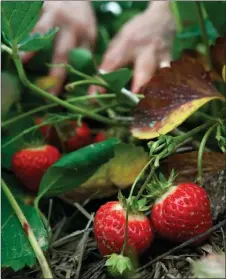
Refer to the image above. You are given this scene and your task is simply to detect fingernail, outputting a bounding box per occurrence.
[18,51,26,58]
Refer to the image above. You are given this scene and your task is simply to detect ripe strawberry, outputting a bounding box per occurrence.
[93,132,106,143]
[65,121,91,152]
[94,201,154,256]
[12,145,61,192]
[34,117,56,143]
[151,182,212,243]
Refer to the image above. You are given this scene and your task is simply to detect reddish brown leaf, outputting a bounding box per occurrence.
[182,49,222,81]
[210,36,226,78]
[161,151,225,182]
[131,58,224,139]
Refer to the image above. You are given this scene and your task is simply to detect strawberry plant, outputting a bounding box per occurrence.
[1,1,226,279]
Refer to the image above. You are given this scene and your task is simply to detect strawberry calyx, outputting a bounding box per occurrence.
[146,169,177,200]
[22,140,46,150]
[105,253,133,276]
[118,191,150,214]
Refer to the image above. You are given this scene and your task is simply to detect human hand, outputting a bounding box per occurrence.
[21,1,96,95]
[95,1,176,94]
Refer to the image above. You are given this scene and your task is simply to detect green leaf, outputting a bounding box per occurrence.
[105,254,133,276]
[2,111,43,170]
[99,68,132,93]
[68,48,96,75]
[1,173,48,271]
[36,139,120,200]
[18,27,59,52]
[172,20,218,60]
[63,143,149,201]
[1,72,21,118]
[203,1,226,36]
[1,1,43,44]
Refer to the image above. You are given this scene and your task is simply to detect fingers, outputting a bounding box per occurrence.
[159,51,171,68]
[132,45,157,93]
[49,28,77,95]
[100,36,131,72]
[33,10,55,34]
[20,51,35,64]
[87,21,97,51]
[88,36,132,96]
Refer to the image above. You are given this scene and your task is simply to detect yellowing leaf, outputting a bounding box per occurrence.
[210,36,226,78]
[108,143,149,188]
[81,163,113,190]
[35,76,58,91]
[223,65,226,82]
[61,144,148,201]
[161,151,225,183]
[132,58,225,139]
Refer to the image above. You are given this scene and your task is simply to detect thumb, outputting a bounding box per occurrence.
[132,45,157,93]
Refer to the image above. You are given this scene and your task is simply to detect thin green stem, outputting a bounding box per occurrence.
[1,115,77,149]
[197,123,218,184]
[1,44,13,55]
[12,53,116,125]
[175,122,214,145]
[2,103,56,128]
[134,122,215,200]
[49,63,91,80]
[1,179,53,279]
[136,160,158,200]
[2,94,116,128]
[2,103,120,149]
[171,1,183,32]
[65,79,107,91]
[128,160,153,200]
[195,2,212,69]
[121,207,129,256]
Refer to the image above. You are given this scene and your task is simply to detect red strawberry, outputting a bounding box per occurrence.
[93,132,106,143]
[94,201,154,256]
[151,183,212,243]
[34,117,56,143]
[12,145,61,192]
[65,121,91,152]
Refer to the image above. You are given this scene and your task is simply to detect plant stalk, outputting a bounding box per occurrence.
[2,94,116,128]
[195,2,212,70]
[121,207,129,256]
[1,44,13,55]
[1,179,53,279]
[12,52,116,125]
[197,123,218,184]
[65,79,107,91]
[174,122,214,145]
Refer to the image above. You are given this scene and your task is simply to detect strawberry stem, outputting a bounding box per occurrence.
[197,123,219,184]
[136,162,157,200]
[130,122,215,201]
[195,2,212,70]
[121,205,129,256]
[1,179,53,279]
[65,79,107,91]
[128,159,153,201]
[11,49,117,126]
[2,94,117,128]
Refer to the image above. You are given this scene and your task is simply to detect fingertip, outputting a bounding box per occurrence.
[48,68,66,95]
[88,85,106,95]
[19,51,35,64]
